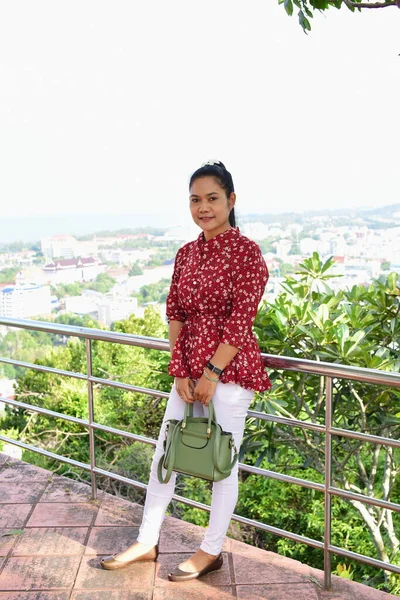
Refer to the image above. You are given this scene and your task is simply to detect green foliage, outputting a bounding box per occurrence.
[129,262,144,276]
[257,237,277,254]
[251,253,400,592]
[51,282,84,299]
[0,268,19,284]
[51,273,116,299]
[88,273,116,294]
[278,0,395,33]
[133,278,171,305]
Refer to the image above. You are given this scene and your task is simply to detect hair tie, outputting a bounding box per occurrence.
[201,159,221,167]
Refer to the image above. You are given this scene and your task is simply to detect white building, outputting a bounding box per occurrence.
[274,239,292,260]
[0,285,51,318]
[41,235,79,260]
[42,257,105,284]
[100,248,151,266]
[98,296,138,327]
[65,294,100,316]
[241,222,270,240]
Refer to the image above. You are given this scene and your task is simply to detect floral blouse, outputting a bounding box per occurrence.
[166,227,272,392]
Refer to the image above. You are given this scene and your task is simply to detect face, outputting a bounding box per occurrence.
[189,176,236,241]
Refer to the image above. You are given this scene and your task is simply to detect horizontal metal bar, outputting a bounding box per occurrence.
[263,354,400,388]
[330,426,400,449]
[329,545,400,576]
[93,466,148,491]
[0,357,88,381]
[0,396,89,427]
[231,513,324,550]
[0,435,90,471]
[1,316,399,387]
[93,466,323,550]
[329,486,400,513]
[240,463,325,492]
[89,376,169,398]
[0,316,170,351]
[247,410,326,433]
[91,422,156,446]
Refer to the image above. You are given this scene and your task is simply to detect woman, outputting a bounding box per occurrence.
[101,160,271,581]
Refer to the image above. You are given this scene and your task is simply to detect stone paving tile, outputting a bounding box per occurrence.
[0,556,81,589]
[74,555,155,590]
[27,502,98,527]
[95,494,143,526]
[39,477,103,503]
[0,504,32,528]
[231,539,313,584]
[0,463,51,482]
[0,529,20,556]
[11,527,88,556]
[316,574,398,600]
[0,481,47,504]
[0,593,69,600]
[85,526,139,555]
[154,552,232,588]
[153,586,235,600]
[71,591,151,600]
[236,583,321,600]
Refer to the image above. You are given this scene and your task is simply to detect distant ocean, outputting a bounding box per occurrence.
[0,213,182,243]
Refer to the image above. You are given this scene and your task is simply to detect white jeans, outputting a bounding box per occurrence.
[137,381,254,555]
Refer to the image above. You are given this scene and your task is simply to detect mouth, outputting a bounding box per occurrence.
[199,216,214,221]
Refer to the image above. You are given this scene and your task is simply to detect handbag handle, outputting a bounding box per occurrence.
[182,400,215,438]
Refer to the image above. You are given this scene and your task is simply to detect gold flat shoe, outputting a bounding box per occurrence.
[168,553,223,582]
[100,544,159,570]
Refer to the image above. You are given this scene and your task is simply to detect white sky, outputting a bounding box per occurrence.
[1,1,399,224]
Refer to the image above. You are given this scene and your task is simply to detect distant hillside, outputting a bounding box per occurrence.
[2,203,399,245]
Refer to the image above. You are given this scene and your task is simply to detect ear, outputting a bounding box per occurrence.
[228,192,236,210]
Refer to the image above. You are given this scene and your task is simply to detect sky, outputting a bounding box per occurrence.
[0,1,399,228]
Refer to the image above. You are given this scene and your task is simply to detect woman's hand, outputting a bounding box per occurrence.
[175,377,195,404]
[193,375,218,406]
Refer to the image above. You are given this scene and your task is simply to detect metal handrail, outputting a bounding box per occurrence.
[0,316,400,589]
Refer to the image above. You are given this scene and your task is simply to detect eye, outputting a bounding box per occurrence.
[209,197,218,201]
[191,198,199,203]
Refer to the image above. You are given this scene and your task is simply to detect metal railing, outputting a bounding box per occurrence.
[0,315,399,590]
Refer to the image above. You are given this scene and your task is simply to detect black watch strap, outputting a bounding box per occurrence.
[206,361,223,377]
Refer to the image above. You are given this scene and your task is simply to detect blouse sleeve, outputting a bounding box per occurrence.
[166,246,187,323]
[220,243,268,349]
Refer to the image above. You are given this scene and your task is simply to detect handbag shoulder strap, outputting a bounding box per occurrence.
[157,418,182,484]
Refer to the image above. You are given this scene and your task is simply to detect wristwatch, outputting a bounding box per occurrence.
[206,361,224,377]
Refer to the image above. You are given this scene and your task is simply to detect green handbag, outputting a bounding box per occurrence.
[157,400,238,484]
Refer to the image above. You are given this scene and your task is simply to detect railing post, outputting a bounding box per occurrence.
[86,339,97,499]
[324,376,333,590]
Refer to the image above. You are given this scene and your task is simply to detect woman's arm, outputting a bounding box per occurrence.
[168,319,184,353]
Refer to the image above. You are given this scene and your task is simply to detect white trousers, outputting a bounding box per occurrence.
[137,381,254,555]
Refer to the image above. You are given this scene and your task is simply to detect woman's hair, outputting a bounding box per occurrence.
[189,161,236,228]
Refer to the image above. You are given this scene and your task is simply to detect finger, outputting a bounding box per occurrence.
[182,389,194,404]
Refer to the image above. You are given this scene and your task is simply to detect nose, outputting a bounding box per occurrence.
[198,201,210,213]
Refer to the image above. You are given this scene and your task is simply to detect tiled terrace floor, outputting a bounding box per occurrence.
[0,453,397,600]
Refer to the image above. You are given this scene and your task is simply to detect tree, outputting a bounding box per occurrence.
[129,262,144,276]
[279,0,400,33]
[251,253,400,591]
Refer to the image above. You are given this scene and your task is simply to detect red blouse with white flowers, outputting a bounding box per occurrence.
[166,227,272,392]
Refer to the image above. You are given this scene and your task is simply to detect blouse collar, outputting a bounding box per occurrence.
[196,227,240,251]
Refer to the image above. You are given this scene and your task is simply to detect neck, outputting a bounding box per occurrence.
[203,223,232,242]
